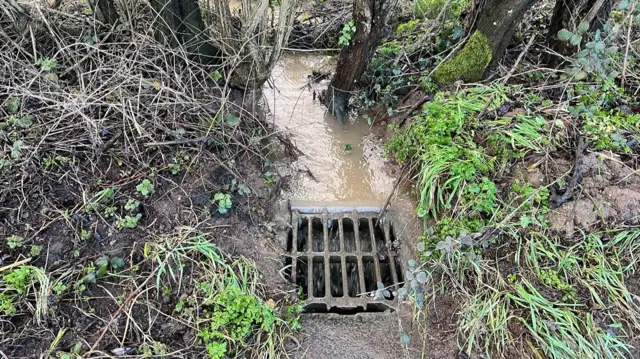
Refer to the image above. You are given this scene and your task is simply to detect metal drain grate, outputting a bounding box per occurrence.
[283,208,402,313]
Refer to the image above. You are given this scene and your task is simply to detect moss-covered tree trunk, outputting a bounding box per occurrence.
[325,0,396,123]
[150,0,220,64]
[434,0,538,84]
[546,0,614,64]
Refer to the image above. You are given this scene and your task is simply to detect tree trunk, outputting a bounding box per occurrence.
[546,0,614,64]
[433,0,538,84]
[325,0,397,123]
[150,0,220,64]
[88,0,119,25]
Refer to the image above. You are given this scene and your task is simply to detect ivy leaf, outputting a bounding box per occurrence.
[577,21,589,35]
[96,265,108,278]
[460,235,473,247]
[416,242,426,252]
[10,115,33,128]
[557,29,573,41]
[619,0,629,9]
[594,29,601,41]
[397,287,407,300]
[410,279,419,290]
[224,113,240,127]
[452,27,465,40]
[95,256,109,269]
[11,140,24,159]
[570,34,582,46]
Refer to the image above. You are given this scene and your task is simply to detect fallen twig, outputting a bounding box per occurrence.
[378,163,411,222]
[86,265,159,353]
[621,0,636,85]
[397,95,432,127]
[553,137,587,208]
[0,258,32,273]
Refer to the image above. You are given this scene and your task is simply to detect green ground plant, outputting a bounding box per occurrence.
[116,213,142,229]
[413,0,469,19]
[6,235,24,248]
[213,192,232,214]
[136,179,154,198]
[143,231,293,359]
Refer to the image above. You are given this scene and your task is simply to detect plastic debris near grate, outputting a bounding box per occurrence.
[284,208,403,313]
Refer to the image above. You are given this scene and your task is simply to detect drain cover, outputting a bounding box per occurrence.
[284,208,403,313]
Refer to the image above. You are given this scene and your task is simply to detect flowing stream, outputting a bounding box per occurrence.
[266,53,396,208]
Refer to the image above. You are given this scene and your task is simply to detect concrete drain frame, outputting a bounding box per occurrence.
[284,207,403,313]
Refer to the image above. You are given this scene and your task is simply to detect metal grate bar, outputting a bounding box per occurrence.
[286,209,401,311]
[339,218,349,297]
[307,255,313,300]
[353,214,367,297]
[291,213,298,292]
[369,218,383,289]
[323,218,330,299]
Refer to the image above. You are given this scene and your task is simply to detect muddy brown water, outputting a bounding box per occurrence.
[266,53,395,208]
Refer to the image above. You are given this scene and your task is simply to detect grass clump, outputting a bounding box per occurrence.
[433,31,492,84]
[0,265,49,321]
[388,86,505,218]
[143,231,295,359]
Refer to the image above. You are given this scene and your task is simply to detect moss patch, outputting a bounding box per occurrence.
[433,31,492,84]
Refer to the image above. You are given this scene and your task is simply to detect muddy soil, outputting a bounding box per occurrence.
[509,151,640,236]
[0,148,291,358]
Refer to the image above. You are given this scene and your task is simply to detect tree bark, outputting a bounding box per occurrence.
[434,0,538,84]
[325,0,397,123]
[475,0,539,71]
[88,0,119,25]
[150,0,220,64]
[546,0,614,64]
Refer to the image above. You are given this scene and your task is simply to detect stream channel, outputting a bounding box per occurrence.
[266,53,396,209]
